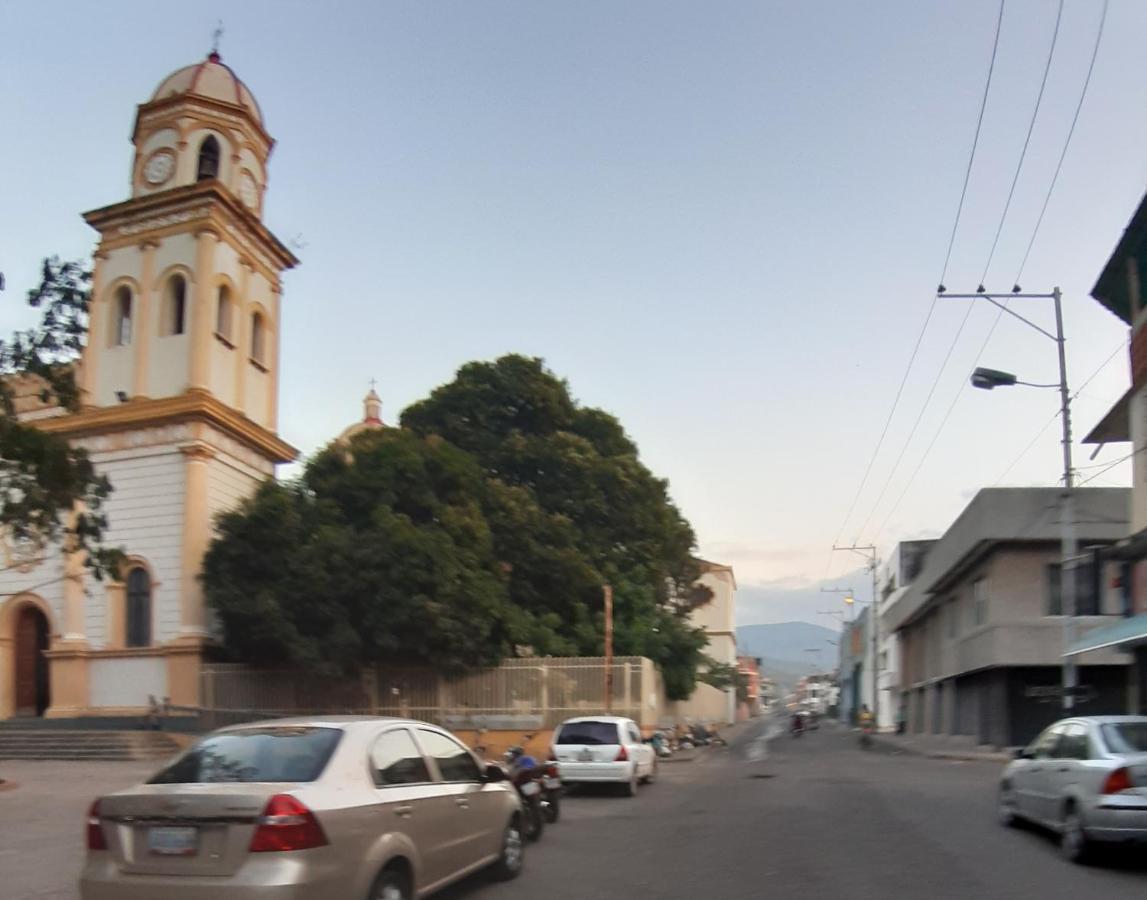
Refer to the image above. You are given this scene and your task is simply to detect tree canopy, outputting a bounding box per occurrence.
[205,354,712,698]
[0,258,117,574]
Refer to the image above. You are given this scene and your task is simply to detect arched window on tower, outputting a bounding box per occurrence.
[162,275,186,336]
[125,566,152,648]
[196,135,221,182]
[112,286,133,346]
[251,311,267,367]
[215,286,233,343]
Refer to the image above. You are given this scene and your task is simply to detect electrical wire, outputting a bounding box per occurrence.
[978,0,1064,286]
[993,338,1126,485]
[1013,0,1110,286]
[1076,448,1141,488]
[825,0,1007,569]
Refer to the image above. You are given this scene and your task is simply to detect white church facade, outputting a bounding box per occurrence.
[0,51,299,720]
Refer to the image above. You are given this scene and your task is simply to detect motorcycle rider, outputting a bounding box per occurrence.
[790,710,804,735]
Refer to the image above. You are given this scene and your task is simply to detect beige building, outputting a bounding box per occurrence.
[665,559,738,725]
[887,488,1131,747]
[0,51,297,720]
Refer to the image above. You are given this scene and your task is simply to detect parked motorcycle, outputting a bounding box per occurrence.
[503,746,551,838]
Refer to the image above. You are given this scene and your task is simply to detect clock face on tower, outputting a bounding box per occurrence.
[143,150,175,186]
[239,172,259,209]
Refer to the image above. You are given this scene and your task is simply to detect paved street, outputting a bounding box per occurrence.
[3,719,1146,899]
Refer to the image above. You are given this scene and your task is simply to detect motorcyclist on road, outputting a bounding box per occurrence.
[791,711,804,734]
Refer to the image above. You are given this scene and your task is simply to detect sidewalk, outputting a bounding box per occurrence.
[660,718,760,763]
[867,729,1013,763]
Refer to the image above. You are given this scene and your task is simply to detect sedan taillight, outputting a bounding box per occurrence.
[1102,767,1133,795]
[86,799,107,851]
[249,794,328,852]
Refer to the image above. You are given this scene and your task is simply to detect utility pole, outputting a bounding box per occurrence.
[603,584,614,713]
[943,287,1076,712]
[834,545,879,730]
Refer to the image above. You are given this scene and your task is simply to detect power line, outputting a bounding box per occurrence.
[1077,448,1138,487]
[940,0,1008,290]
[1013,0,1109,286]
[978,0,1064,286]
[851,300,979,543]
[826,0,1006,563]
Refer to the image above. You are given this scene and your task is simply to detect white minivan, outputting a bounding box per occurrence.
[551,716,656,796]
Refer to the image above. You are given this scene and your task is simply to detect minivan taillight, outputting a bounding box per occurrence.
[86,799,107,851]
[249,794,328,852]
[1103,767,1133,795]
[616,745,629,762]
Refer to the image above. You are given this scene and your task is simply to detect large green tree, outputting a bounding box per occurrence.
[402,355,710,698]
[0,258,117,574]
[203,428,562,673]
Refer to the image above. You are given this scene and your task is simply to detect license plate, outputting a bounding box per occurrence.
[578,748,594,762]
[147,826,198,857]
[521,781,540,796]
[543,777,562,790]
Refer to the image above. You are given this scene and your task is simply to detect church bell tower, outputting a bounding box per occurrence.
[29,51,299,716]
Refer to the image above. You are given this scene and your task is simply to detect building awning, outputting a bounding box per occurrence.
[1082,387,1132,445]
[1065,613,1147,656]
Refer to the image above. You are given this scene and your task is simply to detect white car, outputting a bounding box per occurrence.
[551,716,656,796]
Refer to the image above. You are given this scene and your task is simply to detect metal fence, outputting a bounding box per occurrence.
[196,657,659,732]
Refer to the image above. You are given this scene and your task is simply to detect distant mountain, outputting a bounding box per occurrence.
[737,621,839,667]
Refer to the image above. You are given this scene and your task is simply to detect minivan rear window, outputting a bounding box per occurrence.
[1102,722,1147,754]
[555,721,620,745]
[148,727,342,784]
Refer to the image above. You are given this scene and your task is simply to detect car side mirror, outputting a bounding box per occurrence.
[1014,748,1032,760]
[484,763,507,783]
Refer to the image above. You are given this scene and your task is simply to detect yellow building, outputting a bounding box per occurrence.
[0,51,297,720]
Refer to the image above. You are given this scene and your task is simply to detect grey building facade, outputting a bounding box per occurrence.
[885,488,1132,748]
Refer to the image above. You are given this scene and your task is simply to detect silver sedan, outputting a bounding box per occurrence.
[81,716,524,899]
[999,715,1147,862]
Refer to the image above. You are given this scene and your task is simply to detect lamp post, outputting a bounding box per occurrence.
[949,287,1077,712]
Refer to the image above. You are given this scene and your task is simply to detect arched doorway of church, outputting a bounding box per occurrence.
[14,605,50,716]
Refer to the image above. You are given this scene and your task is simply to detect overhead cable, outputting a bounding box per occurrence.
[1013,0,1109,286]
[825,0,1007,565]
[978,0,1065,286]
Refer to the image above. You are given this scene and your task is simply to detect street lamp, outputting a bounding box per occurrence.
[949,287,1078,712]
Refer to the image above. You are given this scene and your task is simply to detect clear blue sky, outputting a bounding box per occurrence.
[3,1,1145,626]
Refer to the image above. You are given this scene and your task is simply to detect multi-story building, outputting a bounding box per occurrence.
[669,558,738,725]
[837,605,870,725]
[1074,190,1147,712]
[0,51,297,720]
[877,540,936,732]
[736,655,762,720]
[886,487,1131,747]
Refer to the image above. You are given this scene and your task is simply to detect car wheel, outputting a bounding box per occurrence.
[998,785,1019,828]
[1061,807,1093,864]
[371,867,412,900]
[491,818,525,881]
[641,759,657,785]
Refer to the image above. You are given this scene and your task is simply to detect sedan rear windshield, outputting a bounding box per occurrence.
[556,721,621,745]
[149,727,342,784]
[1102,722,1147,754]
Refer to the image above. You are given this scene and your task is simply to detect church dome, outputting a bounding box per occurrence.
[335,387,387,445]
[150,52,263,124]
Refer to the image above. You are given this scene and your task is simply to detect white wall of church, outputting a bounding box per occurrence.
[95,446,186,646]
[90,657,167,708]
[207,453,266,527]
[0,549,67,634]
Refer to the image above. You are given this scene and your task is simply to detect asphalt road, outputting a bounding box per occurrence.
[440,717,1147,900]
[4,719,1146,899]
